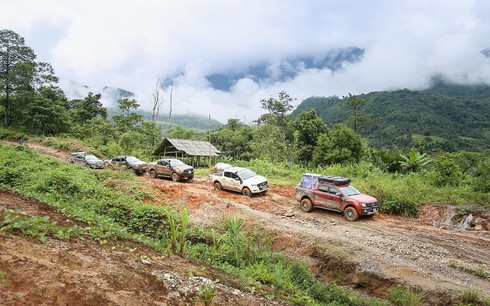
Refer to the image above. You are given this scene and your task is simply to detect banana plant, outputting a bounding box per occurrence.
[399,149,431,172]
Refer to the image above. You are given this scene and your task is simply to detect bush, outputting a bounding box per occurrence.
[432,155,462,187]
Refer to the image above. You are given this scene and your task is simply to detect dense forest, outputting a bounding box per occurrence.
[292,84,490,153]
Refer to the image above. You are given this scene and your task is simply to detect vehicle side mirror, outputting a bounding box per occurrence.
[335,192,342,197]
[235,177,240,181]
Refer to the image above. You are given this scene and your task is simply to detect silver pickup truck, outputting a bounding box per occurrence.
[209,165,268,197]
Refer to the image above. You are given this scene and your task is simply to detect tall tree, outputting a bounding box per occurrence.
[113,98,143,132]
[70,92,107,123]
[257,90,295,127]
[211,119,253,160]
[0,29,36,126]
[342,93,370,133]
[292,109,327,163]
[312,124,363,165]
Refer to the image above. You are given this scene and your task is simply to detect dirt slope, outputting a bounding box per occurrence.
[0,191,286,306]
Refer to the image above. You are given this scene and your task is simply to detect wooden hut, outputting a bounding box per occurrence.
[153,138,220,168]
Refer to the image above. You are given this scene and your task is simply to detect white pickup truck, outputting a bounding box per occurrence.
[209,165,269,197]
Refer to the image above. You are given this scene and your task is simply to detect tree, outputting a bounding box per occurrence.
[70,92,107,123]
[112,98,143,132]
[257,91,295,128]
[253,91,296,162]
[21,87,70,135]
[211,119,253,160]
[251,122,289,162]
[342,93,370,133]
[291,109,327,163]
[0,29,36,126]
[312,124,363,165]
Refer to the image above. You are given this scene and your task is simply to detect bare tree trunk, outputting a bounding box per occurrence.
[168,80,173,130]
[151,79,164,122]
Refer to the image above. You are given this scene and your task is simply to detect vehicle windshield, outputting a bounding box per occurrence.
[237,169,257,180]
[339,186,361,196]
[169,159,185,167]
[85,154,99,161]
[126,156,142,163]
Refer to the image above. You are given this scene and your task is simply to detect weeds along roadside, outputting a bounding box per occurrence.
[0,143,390,305]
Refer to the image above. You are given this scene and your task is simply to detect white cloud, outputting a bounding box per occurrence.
[1,0,490,122]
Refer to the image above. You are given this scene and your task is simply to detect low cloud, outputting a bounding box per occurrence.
[2,0,490,123]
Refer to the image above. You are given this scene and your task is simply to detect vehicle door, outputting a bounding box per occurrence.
[157,160,172,177]
[325,187,343,211]
[313,184,330,208]
[222,171,240,191]
[112,157,126,170]
[74,155,85,165]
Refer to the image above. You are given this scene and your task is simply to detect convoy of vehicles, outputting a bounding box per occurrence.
[293,173,380,221]
[66,153,380,220]
[209,165,268,197]
[105,155,147,175]
[146,158,194,182]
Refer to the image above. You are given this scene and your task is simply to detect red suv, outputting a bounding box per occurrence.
[294,173,380,221]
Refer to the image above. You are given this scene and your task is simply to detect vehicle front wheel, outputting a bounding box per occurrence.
[300,198,314,212]
[149,170,157,179]
[171,172,181,182]
[343,207,359,222]
[242,187,252,197]
[213,182,222,191]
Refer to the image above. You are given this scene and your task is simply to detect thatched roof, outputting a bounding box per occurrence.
[153,138,220,157]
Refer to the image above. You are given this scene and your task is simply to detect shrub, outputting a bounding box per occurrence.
[389,285,426,306]
[432,155,462,187]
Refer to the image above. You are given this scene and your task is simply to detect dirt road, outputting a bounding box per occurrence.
[150,177,490,302]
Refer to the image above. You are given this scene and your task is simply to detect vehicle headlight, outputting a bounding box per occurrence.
[360,203,367,207]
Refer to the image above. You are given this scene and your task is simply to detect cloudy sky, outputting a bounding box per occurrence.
[1,0,490,123]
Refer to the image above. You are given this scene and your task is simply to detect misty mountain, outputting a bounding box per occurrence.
[59,79,135,105]
[206,47,364,91]
[292,79,490,153]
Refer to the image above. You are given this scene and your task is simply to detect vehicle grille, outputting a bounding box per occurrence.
[258,181,268,190]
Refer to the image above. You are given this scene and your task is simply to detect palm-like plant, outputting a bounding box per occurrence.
[399,149,431,172]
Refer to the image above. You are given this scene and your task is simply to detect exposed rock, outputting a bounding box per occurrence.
[458,214,474,231]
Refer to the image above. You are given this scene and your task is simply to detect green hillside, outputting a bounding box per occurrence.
[292,86,490,152]
[107,108,223,131]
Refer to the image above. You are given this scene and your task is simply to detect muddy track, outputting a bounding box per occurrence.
[148,177,490,300]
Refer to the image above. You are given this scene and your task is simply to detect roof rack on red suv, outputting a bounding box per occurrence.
[318,175,350,185]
